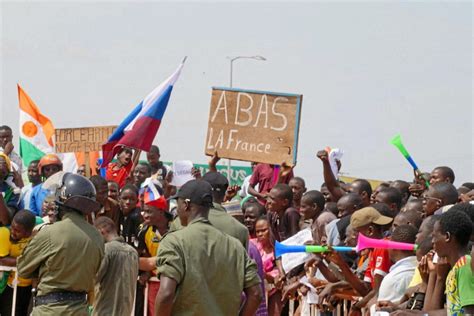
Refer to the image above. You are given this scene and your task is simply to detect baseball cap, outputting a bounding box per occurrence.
[202,171,229,192]
[350,207,393,229]
[172,179,213,207]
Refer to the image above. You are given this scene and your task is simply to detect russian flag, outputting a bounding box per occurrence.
[140,181,168,210]
[102,59,185,166]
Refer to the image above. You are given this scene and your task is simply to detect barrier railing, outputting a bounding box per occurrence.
[0,265,18,316]
[0,266,364,316]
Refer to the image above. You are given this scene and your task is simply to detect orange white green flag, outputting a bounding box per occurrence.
[18,84,55,166]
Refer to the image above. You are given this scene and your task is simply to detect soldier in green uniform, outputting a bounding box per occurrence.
[170,171,249,248]
[154,179,263,316]
[17,172,104,316]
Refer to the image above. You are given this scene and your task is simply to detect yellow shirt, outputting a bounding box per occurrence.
[408,267,422,288]
[144,226,161,257]
[8,237,32,287]
[0,227,10,256]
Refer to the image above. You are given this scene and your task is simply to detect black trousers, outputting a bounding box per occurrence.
[0,285,32,316]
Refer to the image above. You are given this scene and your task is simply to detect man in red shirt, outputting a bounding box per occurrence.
[248,163,294,204]
[350,207,393,313]
[105,147,133,188]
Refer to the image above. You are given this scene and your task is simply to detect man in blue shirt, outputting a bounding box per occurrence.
[29,154,62,216]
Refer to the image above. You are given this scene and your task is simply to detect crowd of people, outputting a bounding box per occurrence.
[0,122,474,316]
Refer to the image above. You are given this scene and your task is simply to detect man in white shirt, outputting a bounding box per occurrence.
[0,125,23,175]
[377,224,419,303]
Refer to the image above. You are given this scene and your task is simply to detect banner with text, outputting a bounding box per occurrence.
[205,87,302,166]
[55,126,116,153]
[163,162,252,187]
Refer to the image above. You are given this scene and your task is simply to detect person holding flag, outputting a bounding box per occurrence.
[101,59,186,176]
[105,146,133,189]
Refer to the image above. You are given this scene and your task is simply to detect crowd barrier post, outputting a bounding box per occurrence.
[144,281,149,316]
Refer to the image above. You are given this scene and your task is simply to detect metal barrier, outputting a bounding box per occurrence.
[286,297,355,316]
[0,265,19,316]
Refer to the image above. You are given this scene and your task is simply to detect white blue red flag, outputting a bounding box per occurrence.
[102,59,185,166]
[140,181,168,210]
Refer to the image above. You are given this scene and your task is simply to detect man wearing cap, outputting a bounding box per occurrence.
[171,171,249,248]
[154,179,262,316]
[349,206,393,313]
[29,153,63,216]
[137,183,172,316]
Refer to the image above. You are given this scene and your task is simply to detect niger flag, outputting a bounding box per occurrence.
[18,84,55,166]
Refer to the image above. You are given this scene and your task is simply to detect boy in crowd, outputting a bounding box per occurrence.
[118,184,143,247]
[132,162,152,188]
[93,217,138,316]
[20,160,41,210]
[266,183,300,242]
[107,180,120,201]
[433,210,474,314]
[288,177,306,210]
[147,145,170,181]
[0,210,36,316]
[244,202,266,239]
[91,176,120,228]
[299,190,336,244]
[105,146,133,188]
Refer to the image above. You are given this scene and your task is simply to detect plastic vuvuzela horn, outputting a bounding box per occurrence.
[274,241,355,258]
[390,134,429,187]
[356,233,418,252]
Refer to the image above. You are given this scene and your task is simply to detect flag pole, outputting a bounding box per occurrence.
[131,149,141,171]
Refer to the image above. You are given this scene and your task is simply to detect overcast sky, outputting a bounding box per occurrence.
[1,1,472,187]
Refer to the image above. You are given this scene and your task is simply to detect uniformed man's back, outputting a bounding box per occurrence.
[157,218,259,316]
[17,172,105,316]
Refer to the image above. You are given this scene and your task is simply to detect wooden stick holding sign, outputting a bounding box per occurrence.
[55,125,117,177]
[204,87,302,166]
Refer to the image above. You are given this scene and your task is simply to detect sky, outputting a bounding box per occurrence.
[1,1,472,187]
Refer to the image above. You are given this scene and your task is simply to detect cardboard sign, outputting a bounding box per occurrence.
[205,88,302,166]
[281,228,313,274]
[55,126,116,153]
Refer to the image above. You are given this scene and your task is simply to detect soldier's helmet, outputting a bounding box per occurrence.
[43,172,101,215]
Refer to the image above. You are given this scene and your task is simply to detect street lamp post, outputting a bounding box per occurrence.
[226,55,266,182]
